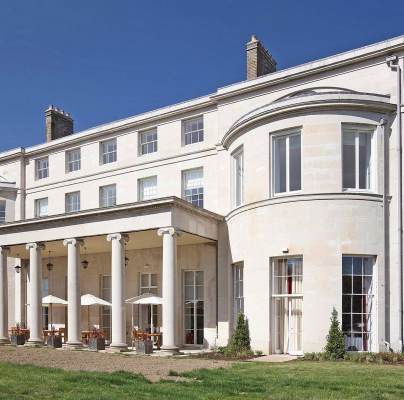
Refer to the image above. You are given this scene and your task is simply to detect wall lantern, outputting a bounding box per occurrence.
[125,257,129,268]
[81,247,89,269]
[46,251,54,272]
[14,264,22,274]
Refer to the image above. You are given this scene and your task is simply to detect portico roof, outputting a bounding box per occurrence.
[0,196,223,251]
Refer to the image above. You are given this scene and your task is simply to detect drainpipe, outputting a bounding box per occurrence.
[386,55,403,352]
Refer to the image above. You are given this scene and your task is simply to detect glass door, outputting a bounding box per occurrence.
[272,258,303,355]
[184,271,204,345]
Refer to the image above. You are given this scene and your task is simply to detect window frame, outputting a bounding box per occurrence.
[138,175,158,201]
[271,129,302,196]
[232,262,244,323]
[99,184,117,208]
[34,197,48,217]
[182,167,204,208]
[65,148,81,173]
[100,138,117,165]
[0,200,6,224]
[342,125,376,192]
[341,255,376,352]
[65,191,81,213]
[35,157,49,180]
[231,146,244,207]
[138,128,158,156]
[182,115,204,146]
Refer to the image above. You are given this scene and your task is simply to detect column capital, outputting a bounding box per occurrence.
[0,246,10,254]
[63,238,84,247]
[107,233,129,243]
[157,227,181,237]
[25,242,45,251]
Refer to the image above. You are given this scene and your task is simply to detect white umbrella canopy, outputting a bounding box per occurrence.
[42,295,67,328]
[133,296,162,305]
[81,294,111,332]
[42,295,68,306]
[81,294,111,307]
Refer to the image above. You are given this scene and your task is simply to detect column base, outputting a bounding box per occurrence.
[65,341,83,350]
[25,339,44,347]
[160,345,180,355]
[108,343,129,353]
[0,338,10,346]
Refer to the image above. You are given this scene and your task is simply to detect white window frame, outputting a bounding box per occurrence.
[233,262,244,323]
[65,191,80,213]
[138,176,158,201]
[182,167,204,208]
[66,148,81,173]
[231,146,244,207]
[100,139,117,165]
[0,200,6,224]
[182,115,204,145]
[139,128,158,155]
[342,126,376,192]
[35,157,49,180]
[99,184,116,208]
[140,272,158,295]
[342,255,376,352]
[35,197,48,217]
[271,129,302,196]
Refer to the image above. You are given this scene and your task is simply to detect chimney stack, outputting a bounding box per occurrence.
[246,35,277,80]
[45,105,73,142]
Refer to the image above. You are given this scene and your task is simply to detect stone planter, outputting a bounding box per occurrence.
[47,335,63,348]
[136,339,153,354]
[88,337,105,351]
[10,333,25,346]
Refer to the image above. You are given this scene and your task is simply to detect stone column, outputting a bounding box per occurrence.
[26,242,44,345]
[157,227,180,353]
[0,246,10,344]
[107,233,128,351]
[63,238,83,348]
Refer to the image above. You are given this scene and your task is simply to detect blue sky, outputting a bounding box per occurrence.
[1,0,403,151]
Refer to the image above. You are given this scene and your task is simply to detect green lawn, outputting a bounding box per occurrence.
[0,361,403,400]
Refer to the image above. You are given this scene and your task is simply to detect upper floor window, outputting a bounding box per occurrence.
[65,191,80,213]
[99,184,116,208]
[183,167,204,208]
[138,176,157,201]
[232,147,244,207]
[273,131,301,194]
[66,148,81,172]
[101,139,117,164]
[139,128,158,155]
[36,157,49,180]
[182,116,204,145]
[0,200,5,223]
[343,127,373,190]
[35,197,48,217]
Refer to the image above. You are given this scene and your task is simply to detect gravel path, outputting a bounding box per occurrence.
[0,346,231,382]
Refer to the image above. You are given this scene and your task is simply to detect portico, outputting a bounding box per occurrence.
[0,197,223,351]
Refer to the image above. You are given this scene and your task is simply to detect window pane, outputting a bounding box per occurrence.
[183,116,204,145]
[139,176,157,201]
[343,133,356,189]
[289,134,301,191]
[359,132,371,189]
[342,257,352,275]
[274,136,286,193]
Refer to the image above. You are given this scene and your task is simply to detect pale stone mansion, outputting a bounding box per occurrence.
[0,34,403,355]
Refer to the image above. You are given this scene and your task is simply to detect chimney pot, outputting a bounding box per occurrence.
[246,35,277,80]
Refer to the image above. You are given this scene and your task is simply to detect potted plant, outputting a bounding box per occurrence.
[10,323,25,346]
[46,326,63,348]
[88,328,105,351]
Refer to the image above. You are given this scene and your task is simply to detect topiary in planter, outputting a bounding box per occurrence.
[225,313,253,357]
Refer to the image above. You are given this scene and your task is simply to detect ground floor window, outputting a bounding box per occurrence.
[232,262,244,322]
[100,275,111,340]
[184,270,204,345]
[272,258,303,355]
[342,256,374,351]
[42,278,49,329]
[139,272,159,332]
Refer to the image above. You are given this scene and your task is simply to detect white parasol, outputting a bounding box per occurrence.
[81,294,112,331]
[42,295,68,327]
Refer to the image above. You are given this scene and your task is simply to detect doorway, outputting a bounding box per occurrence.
[184,270,204,345]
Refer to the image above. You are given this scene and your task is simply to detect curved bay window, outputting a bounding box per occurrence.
[272,258,303,355]
[342,256,374,352]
